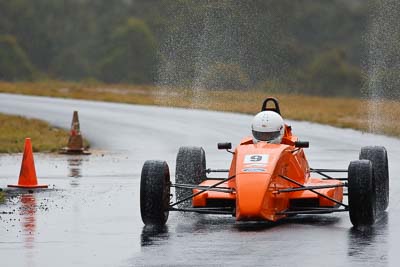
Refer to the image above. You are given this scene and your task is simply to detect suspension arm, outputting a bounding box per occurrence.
[278,174,348,208]
[277,183,346,193]
[170,175,236,207]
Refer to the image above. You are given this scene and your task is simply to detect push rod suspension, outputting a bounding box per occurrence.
[310,168,348,180]
[172,183,234,193]
[310,168,348,172]
[278,184,345,193]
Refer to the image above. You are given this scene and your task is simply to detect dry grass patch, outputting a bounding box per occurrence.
[0,113,70,153]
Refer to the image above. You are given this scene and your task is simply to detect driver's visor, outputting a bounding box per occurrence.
[252,130,281,142]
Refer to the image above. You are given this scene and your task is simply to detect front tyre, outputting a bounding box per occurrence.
[359,146,389,212]
[140,160,171,225]
[175,146,206,208]
[348,160,376,227]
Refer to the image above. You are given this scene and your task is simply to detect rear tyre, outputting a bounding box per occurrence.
[175,146,206,208]
[359,146,389,212]
[140,160,170,225]
[348,160,376,227]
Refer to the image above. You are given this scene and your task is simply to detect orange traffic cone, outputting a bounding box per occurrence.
[8,138,48,189]
[60,111,90,155]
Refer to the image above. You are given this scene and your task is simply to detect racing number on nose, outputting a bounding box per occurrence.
[250,155,262,162]
[244,154,269,164]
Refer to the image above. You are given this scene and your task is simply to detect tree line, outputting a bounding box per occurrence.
[0,0,395,97]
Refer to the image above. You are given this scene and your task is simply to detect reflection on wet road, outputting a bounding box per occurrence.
[347,214,389,264]
[68,157,84,187]
[0,94,399,266]
[21,194,36,266]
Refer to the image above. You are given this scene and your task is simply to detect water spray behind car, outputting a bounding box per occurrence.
[364,1,400,133]
[155,2,286,107]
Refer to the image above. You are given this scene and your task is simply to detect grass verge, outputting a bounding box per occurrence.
[0,81,399,137]
[0,113,71,153]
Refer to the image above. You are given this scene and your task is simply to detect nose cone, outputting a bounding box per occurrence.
[235,172,272,220]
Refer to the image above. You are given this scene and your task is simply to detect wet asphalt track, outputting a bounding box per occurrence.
[0,93,399,267]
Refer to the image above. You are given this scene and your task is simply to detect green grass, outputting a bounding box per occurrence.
[0,80,399,137]
[0,190,4,203]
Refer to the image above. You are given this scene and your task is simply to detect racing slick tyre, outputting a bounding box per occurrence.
[140,160,171,225]
[175,146,206,208]
[348,160,376,227]
[359,146,389,213]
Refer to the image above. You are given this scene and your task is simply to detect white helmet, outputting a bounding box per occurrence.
[251,111,284,144]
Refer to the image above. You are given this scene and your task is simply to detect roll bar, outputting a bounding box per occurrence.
[261,97,281,114]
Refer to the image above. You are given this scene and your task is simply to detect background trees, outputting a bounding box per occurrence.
[0,35,36,81]
[98,17,158,83]
[0,0,389,97]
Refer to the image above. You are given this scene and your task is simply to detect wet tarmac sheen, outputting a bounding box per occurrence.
[0,93,399,267]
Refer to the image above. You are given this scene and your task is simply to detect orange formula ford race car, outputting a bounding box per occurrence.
[140,98,389,228]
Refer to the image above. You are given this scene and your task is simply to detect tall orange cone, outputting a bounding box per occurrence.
[8,138,48,188]
[60,111,90,155]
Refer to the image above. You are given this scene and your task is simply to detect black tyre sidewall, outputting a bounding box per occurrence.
[359,146,389,212]
[348,160,376,227]
[140,160,170,225]
[175,146,206,208]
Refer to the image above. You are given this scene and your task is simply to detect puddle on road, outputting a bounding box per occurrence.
[0,151,143,267]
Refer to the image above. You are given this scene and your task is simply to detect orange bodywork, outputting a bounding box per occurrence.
[192,125,343,222]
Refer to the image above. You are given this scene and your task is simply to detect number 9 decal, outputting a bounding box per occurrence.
[244,154,269,164]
